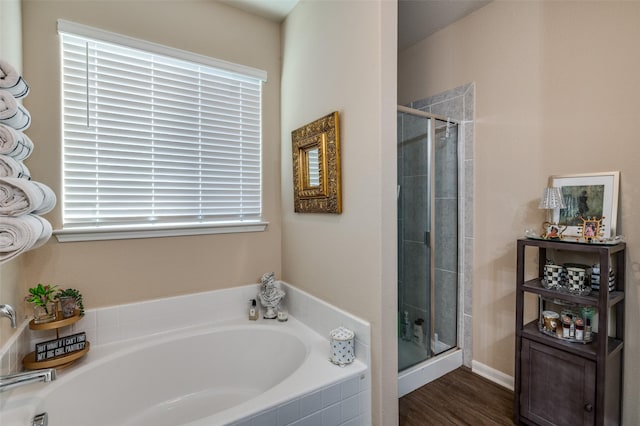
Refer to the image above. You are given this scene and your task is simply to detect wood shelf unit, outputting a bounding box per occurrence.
[514,238,625,426]
[22,310,90,370]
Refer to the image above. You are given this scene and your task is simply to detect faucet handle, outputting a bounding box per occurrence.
[0,304,17,328]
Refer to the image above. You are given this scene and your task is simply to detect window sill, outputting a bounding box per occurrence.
[53,221,269,243]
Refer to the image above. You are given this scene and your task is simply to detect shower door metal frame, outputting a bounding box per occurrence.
[397,105,460,357]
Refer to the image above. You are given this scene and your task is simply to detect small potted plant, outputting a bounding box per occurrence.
[55,288,85,318]
[25,283,59,324]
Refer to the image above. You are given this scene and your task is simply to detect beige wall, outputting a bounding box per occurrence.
[0,0,24,348]
[399,2,640,424]
[18,1,282,317]
[281,1,397,424]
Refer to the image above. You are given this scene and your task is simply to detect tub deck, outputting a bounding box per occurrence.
[1,316,367,426]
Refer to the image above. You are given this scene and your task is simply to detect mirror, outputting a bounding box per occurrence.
[299,138,325,193]
[291,111,342,213]
[305,147,320,188]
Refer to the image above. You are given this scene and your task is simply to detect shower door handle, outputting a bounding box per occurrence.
[424,231,430,247]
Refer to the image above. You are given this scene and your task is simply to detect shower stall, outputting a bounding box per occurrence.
[397,105,462,396]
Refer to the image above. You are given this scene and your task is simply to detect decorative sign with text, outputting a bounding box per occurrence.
[35,332,86,362]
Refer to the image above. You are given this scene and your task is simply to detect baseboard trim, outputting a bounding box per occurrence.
[471,360,514,391]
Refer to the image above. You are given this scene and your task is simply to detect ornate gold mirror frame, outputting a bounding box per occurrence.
[291,111,342,213]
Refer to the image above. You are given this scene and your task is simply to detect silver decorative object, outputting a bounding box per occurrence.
[258,272,285,319]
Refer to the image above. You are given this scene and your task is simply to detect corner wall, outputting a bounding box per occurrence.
[281,1,397,424]
[399,2,640,424]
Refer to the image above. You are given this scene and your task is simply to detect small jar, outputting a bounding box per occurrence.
[542,311,559,332]
[277,305,288,322]
[562,316,571,338]
[575,318,584,341]
[585,318,592,340]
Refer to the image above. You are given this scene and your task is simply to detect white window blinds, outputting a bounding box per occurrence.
[58,21,266,236]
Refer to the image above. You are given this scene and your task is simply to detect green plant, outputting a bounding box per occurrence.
[25,283,59,313]
[55,288,85,316]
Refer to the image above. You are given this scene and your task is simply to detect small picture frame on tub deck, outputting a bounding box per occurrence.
[549,171,619,239]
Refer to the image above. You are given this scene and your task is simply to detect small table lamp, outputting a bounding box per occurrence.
[539,187,566,238]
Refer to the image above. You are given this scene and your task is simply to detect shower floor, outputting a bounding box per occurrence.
[398,338,455,371]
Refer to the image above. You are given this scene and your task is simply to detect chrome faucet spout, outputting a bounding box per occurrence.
[0,304,17,328]
[0,368,57,392]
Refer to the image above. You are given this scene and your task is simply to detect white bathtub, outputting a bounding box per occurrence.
[1,317,367,425]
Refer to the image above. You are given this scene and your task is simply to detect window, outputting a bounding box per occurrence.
[56,20,267,242]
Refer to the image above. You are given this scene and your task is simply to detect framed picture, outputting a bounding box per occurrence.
[580,217,602,241]
[542,222,566,239]
[549,171,620,238]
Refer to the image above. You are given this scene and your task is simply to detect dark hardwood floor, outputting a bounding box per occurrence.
[399,367,515,425]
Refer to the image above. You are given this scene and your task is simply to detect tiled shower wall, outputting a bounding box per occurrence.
[399,82,474,367]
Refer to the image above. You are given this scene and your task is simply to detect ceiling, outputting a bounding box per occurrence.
[398,0,490,50]
[219,0,491,50]
[218,0,299,22]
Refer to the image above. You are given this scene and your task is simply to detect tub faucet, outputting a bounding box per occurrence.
[0,368,57,392]
[0,304,17,328]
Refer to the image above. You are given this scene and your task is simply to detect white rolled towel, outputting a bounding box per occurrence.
[32,181,56,215]
[0,60,29,98]
[31,215,53,250]
[0,124,33,160]
[0,214,52,264]
[0,89,31,130]
[0,177,56,216]
[0,154,30,179]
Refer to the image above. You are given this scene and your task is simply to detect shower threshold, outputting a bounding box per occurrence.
[398,346,462,397]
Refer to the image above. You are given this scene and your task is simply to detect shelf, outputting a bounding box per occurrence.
[515,237,625,425]
[518,237,626,253]
[29,310,82,330]
[22,341,90,370]
[522,279,625,307]
[24,310,89,370]
[520,321,622,361]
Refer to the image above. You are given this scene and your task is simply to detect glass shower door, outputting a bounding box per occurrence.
[398,110,431,371]
[431,118,458,356]
[398,108,458,372]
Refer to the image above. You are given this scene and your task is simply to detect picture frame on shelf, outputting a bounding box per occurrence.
[549,171,619,239]
[581,217,602,238]
[541,222,566,239]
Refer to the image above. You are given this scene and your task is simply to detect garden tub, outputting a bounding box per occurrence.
[0,317,367,425]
